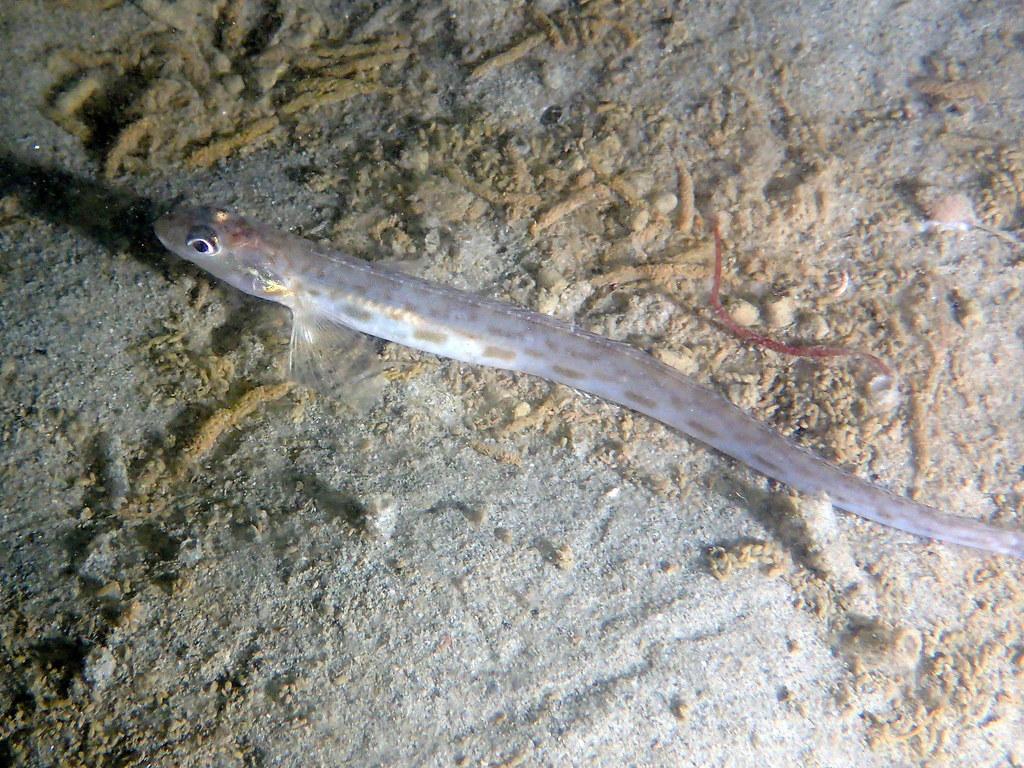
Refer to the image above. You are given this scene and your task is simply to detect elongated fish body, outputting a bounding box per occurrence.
[154,206,1024,558]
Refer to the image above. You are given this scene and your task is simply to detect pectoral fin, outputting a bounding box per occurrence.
[289,307,387,412]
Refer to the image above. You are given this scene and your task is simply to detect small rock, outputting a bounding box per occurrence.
[650,192,678,215]
[765,297,796,329]
[84,646,116,690]
[654,348,698,376]
[630,209,650,233]
[728,299,760,327]
[798,313,830,340]
[365,495,398,541]
[952,290,983,328]
[535,266,566,291]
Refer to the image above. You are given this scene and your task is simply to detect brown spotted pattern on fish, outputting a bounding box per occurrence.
[155,206,1024,558]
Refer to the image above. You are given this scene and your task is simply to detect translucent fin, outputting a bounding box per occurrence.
[289,307,387,412]
[371,255,433,278]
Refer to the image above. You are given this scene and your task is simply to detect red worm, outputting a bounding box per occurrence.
[710,218,893,378]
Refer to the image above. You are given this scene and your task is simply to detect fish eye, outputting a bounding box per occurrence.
[185,226,221,256]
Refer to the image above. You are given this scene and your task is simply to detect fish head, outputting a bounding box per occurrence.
[155,205,291,300]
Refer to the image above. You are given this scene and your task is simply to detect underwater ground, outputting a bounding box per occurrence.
[1,1,1022,765]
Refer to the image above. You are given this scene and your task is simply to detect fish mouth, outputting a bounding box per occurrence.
[154,205,211,254]
[153,213,178,250]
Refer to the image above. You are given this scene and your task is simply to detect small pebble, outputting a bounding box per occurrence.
[765,297,796,329]
[210,51,232,75]
[951,290,983,328]
[221,74,245,96]
[400,147,430,173]
[630,209,650,232]
[536,266,566,291]
[798,313,830,340]
[364,495,397,541]
[728,299,760,327]
[923,192,976,231]
[651,192,678,215]
[654,348,698,376]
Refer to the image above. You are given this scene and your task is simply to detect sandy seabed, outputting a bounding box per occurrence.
[1,1,1023,765]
